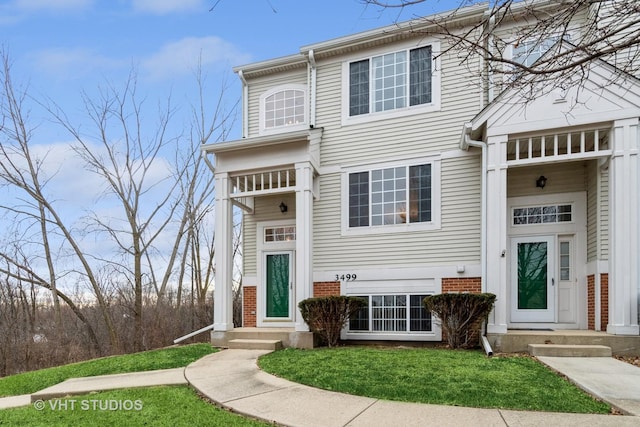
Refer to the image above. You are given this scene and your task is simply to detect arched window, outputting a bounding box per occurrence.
[261,85,306,132]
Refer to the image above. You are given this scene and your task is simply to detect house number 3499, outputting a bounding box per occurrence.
[335,274,357,281]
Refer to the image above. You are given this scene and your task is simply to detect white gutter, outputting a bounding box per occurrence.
[308,49,317,128]
[238,70,248,138]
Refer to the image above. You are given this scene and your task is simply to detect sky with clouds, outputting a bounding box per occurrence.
[1,0,461,288]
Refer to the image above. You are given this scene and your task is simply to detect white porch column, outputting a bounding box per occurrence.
[608,118,640,335]
[295,161,314,332]
[213,172,234,331]
[485,134,509,334]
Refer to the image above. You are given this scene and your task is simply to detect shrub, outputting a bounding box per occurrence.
[423,293,496,349]
[298,296,366,347]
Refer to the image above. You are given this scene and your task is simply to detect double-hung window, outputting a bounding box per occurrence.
[347,162,436,230]
[347,44,437,119]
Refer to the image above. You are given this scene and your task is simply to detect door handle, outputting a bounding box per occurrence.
[552,278,555,287]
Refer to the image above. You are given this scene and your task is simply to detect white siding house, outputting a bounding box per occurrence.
[203,1,640,349]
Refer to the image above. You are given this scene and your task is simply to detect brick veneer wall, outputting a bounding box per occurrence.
[441,277,482,293]
[600,273,609,332]
[587,274,609,331]
[313,281,341,297]
[243,286,257,327]
[587,275,595,330]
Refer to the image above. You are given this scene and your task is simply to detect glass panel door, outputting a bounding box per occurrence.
[266,253,291,318]
[511,236,555,322]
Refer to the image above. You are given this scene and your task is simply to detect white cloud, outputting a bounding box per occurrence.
[131,0,205,15]
[12,0,93,12]
[141,36,251,81]
[29,48,123,80]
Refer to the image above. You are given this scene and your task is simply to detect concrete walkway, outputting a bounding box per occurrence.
[1,349,640,426]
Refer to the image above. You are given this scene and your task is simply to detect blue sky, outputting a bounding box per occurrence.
[1,0,464,292]
[2,0,461,141]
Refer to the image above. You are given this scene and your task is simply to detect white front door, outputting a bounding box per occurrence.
[510,235,555,322]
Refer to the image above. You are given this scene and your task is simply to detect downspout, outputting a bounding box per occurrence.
[238,70,249,138]
[483,11,496,104]
[463,123,492,356]
[307,49,317,128]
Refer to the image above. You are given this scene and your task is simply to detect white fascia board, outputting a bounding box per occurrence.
[299,3,487,56]
[201,128,322,155]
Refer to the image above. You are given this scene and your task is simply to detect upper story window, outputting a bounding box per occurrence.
[260,84,307,134]
[343,41,440,125]
[343,158,441,235]
[349,46,432,116]
[512,38,559,68]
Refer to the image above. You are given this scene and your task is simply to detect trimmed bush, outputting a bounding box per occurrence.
[299,296,366,347]
[423,293,496,349]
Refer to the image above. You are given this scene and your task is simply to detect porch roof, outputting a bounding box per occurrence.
[461,41,640,146]
[202,127,323,175]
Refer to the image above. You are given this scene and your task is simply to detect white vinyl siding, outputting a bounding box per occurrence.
[316,46,481,167]
[507,162,586,198]
[247,70,307,138]
[313,156,481,270]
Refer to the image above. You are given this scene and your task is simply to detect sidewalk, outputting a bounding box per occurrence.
[185,349,640,426]
[1,348,640,426]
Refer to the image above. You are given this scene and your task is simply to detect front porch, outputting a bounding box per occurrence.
[488,329,640,356]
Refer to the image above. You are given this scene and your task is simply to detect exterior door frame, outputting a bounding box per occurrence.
[256,220,296,327]
[506,191,587,329]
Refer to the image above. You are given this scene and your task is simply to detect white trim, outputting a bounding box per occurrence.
[256,220,296,328]
[259,84,309,136]
[340,156,441,236]
[340,39,441,127]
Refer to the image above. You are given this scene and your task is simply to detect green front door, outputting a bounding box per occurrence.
[266,253,291,318]
[511,235,555,322]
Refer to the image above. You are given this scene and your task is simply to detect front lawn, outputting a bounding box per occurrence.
[0,386,270,427]
[0,343,216,397]
[259,346,610,414]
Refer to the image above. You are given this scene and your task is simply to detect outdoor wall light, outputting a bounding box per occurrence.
[279,201,288,213]
[536,175,547,189]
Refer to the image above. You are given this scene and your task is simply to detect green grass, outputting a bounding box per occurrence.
[0,343,216,397]
[0,386,271,427]
[259,347,611,414]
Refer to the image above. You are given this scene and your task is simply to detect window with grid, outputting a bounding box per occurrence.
[349,46,432,116]
[349,294,432,333]
[348,164,431,228]
[513,204,572,225]
[264,89,305,129]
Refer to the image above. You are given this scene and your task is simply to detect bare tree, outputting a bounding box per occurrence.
[363,0,640,96]
[0,50,119,353]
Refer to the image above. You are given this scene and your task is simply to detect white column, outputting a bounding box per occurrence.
[607,118,640,335]
[485,134,509,334]
[213,172,234,331]
[295,162,314,332]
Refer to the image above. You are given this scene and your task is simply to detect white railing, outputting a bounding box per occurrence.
[507,128,611,165]
[231,168,296,197]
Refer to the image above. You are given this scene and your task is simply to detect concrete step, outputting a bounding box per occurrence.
[228,339,283,351]
[528,343,612,357]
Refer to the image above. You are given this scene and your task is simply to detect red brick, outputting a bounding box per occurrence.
[243,286,257,327]
[313,281,340,297]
